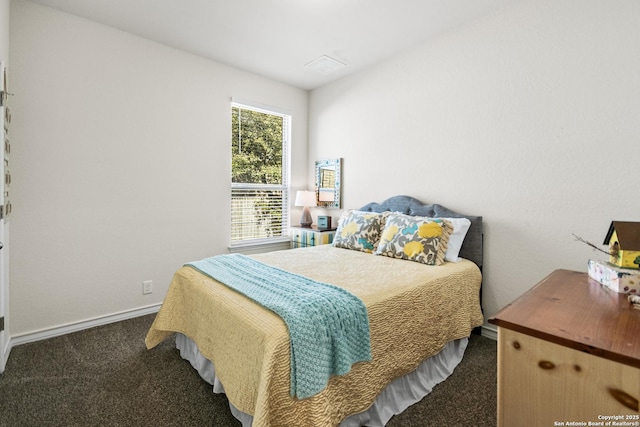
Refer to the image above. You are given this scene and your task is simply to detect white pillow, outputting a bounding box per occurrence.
[441,217,471,262]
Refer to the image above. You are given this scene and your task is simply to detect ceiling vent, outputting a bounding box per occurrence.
[304,55,346,74]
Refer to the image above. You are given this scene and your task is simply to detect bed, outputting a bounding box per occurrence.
[145,195,484,426]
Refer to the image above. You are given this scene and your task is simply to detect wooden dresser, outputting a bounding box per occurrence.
[489,269,640,426]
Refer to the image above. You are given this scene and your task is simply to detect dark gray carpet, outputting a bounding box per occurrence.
[0,314,496,426]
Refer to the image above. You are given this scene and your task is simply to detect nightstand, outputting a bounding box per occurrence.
[489,269,640,426]
[290,226,337,248]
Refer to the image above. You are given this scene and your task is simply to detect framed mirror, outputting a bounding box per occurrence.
[315,158,341,209]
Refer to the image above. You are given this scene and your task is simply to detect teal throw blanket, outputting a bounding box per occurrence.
[186,253,372,399]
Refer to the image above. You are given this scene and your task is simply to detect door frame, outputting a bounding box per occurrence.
[0,59,10,373]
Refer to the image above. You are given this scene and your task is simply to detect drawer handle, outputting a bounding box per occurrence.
[608,388,638,412]
[538,360,556,370]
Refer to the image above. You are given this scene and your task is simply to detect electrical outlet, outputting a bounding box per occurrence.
[142,280,153,295]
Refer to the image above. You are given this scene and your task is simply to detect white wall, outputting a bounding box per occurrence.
[309,0,640,328]
[9,0,308,336]
[0,0,8,60]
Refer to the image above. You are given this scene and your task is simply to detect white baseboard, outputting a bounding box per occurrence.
[8,304,497,351]
[481,323,497,341]
[10,303,162,347]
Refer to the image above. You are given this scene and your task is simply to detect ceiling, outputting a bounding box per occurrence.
[27,0,518,90]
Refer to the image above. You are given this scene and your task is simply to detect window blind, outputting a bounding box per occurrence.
[230,101,290,244]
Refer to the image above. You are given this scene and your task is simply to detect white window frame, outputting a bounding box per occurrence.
[229,100,291,251]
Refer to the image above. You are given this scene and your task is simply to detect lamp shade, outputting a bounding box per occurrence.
[294,190,317,207]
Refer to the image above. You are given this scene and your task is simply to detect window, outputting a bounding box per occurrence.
[231,102,290,244]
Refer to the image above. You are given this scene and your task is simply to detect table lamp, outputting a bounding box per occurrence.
[294,190,317,228]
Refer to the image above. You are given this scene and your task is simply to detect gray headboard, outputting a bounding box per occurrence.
[359,195,483,269]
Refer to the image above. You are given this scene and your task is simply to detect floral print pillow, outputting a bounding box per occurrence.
[332,210,387,253]
[375,213,453,265]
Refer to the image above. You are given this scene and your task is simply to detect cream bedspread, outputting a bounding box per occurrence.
[145,245,483,427]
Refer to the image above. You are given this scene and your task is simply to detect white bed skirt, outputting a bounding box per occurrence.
[175,333,468,427]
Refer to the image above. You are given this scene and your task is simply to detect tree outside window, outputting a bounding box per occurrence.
[231,103,290,243]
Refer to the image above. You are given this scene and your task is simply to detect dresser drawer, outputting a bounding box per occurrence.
[290,227,336,248]
[497,328,640,426]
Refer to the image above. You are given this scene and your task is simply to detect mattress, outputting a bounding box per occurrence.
[146,244,483,426]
